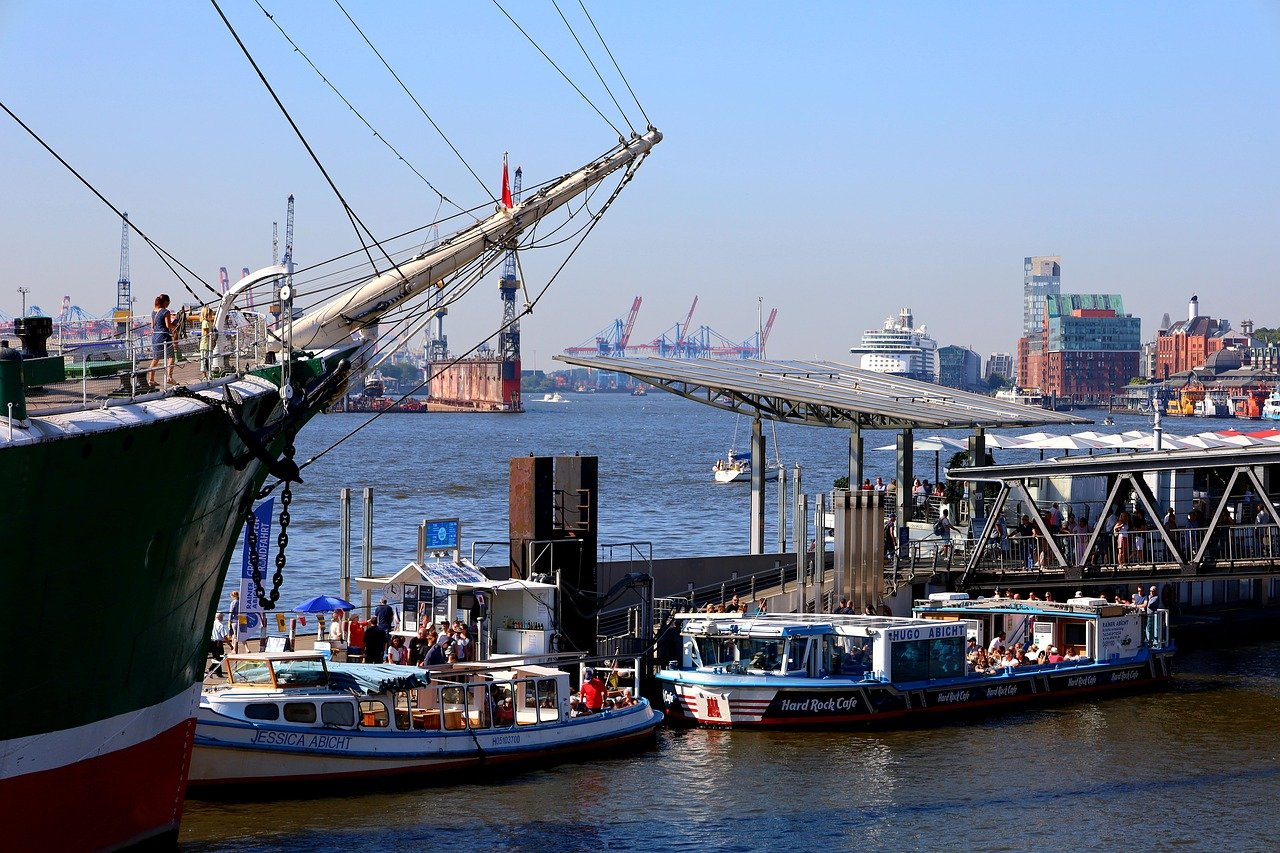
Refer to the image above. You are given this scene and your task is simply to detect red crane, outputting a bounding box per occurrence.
[674,296,698,354]
[618,296,642,354]
[564,296,643,356]
[760,307,777,355]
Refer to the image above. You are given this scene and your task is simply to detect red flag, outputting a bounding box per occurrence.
[501,153,513,209]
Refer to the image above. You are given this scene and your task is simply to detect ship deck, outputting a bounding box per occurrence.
[20,353,235,417]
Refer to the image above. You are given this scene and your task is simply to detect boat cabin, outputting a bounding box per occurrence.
[912,592,1163,664]
[207,653,571,734]
[674,613,969,682]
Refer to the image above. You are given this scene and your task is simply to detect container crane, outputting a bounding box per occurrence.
[113,212,131,335]
[564,297,643,357]
[673,296,698,356]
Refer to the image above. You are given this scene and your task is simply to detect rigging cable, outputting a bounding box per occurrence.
[253,0,468,217]
[288,164,640,480]
[491,0,625,139]
[577,0,651,128]
[334,0,491,201]
[552,0,635,136]
[0,100,217,306]
[211,0,409,285]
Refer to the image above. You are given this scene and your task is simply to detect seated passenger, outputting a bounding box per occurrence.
[1047,646,1064,664]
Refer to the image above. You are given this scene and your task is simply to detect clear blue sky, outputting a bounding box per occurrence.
[3,2,1278,365]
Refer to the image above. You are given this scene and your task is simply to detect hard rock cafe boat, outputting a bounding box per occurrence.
[190,652,661,789]
[656,593,1173,728]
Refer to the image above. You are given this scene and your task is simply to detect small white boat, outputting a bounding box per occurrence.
[1194,395,1232,418]
[538,392,568,403]
[1102,416,1115,426]
[713,450,780,484]
[1262,389,1280,421]
[190,652,661,789]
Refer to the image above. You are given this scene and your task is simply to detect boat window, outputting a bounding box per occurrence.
[359,700,389,728]
[825,636,872,676]
[228,659,273,685]
[244,703,280,721]
[517,679,538,727]
[321,701,356,728]
[536,678,559,723]
[491,682,515,727]
[274,658,327,688]
[889,636,966,683]
[283,702,317,724]
[696,636,784,671]
[441,685,467,730]
[467,685,491,730]
[1062,621,1087,651]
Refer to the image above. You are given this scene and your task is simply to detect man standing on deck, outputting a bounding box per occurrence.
[374,597,397,633]
[1144,585,1161,645]
[363,619,388,664]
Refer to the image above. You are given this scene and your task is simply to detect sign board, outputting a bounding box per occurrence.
[238,498,273,619]
[1032,620,1055,650]
[883,622,966,644]
[1097,614,1141,661]
[422,518,462,563]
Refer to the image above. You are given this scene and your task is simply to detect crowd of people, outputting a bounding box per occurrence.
[321,599,474,668]
[698,593,769,615]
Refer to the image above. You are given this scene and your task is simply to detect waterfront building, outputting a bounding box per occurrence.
[1016,256,1061,389]
[985,352,1013,382]
[849,308,939,382]
[1154,295,1249,381]
[939,345,983,391]
[1038,294,1141,403]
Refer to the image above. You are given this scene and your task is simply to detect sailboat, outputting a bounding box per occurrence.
[713,417,783,483]
[0,13,660,851]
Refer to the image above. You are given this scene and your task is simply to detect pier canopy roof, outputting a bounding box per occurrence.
[555,357,1089,430]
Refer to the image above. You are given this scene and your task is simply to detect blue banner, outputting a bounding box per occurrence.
[239,498,274,615]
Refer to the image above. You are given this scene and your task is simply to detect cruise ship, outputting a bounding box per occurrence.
[849,308,939,382]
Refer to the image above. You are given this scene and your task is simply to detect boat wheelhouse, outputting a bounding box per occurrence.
[192,652,661,789]
[656,593,1172,728]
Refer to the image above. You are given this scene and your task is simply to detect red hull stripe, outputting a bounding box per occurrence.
[0,718,194,852]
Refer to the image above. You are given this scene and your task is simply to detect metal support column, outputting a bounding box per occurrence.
[339,488,351,605]
[968,427,987,530]
[362,487,374,618]
[850,423,864,490]
[796,490,808,613]
[814,491,825,613]
[777,465,788,553]
[750,416,765,555]
[897,428,914,523]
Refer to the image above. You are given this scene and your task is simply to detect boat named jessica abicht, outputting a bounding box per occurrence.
[657,593,1172,728]
[190,652,661,789]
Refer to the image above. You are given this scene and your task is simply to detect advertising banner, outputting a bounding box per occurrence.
[238,498,274,625]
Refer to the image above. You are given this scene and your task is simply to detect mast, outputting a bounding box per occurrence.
[283,128,662,353]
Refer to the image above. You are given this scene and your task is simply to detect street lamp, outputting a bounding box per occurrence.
[17,286,30,318]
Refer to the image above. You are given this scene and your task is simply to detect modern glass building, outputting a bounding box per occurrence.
[1041,294,1141,402]
[939,345,982,391]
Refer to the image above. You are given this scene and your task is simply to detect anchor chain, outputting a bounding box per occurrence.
[247,437,297,609]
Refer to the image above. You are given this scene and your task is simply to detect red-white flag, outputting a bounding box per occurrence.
[501,153,513,209]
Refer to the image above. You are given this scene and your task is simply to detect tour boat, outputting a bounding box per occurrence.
[656,593,1173,728]
[191,652,661,789]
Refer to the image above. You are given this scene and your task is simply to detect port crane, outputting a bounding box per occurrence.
[113,212,131,335]
[563,296,643,357]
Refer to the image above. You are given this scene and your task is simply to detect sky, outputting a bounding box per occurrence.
[2,1,1279,367]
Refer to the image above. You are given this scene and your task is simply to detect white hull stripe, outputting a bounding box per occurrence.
[0,684,199,777]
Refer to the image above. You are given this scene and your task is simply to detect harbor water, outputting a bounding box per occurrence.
[185,394,1280,850]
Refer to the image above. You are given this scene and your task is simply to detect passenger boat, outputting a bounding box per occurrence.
[1262,389,1280,421]
[656,593,1173,728]
[1194,394,1233,418]
[190,652,661,788]
[713,450,780,483]
[1,30,660,849]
